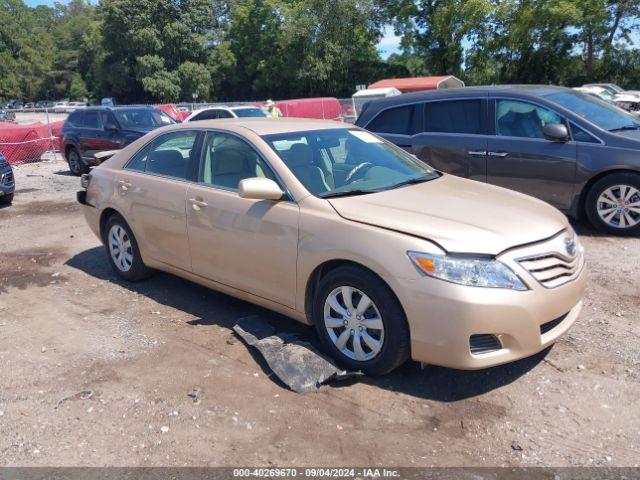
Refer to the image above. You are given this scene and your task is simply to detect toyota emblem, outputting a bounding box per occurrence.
[564,237,577,256]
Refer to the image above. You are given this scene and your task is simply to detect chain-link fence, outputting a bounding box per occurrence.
[0,97,359,166]
[0,110,64,165]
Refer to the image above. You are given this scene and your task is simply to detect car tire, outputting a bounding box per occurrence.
[312,265,410,376]
[67,147,89,176]
[103,213,153,281]
[585,173,640,235]
[0,193,13,205]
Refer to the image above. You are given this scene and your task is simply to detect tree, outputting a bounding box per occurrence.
[178,61,212,101]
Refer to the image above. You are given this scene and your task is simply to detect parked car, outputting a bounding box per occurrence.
[583,83,640,113]
[7,100,23,110]
[61,106,175,175]
[184,105,268,122]
[78,118,586,375]
[0,108,16,122]
[66,101,87,112]
[0,153,15,204]
[356,85,640,235]
[52,101,69,113]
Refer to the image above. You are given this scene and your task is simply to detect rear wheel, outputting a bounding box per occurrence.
[312,265,410,376]
[67,147,88,176]
[103,213,153,281]
[585,173,640,235]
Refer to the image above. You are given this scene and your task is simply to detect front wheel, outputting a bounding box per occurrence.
[312,265,410,376]
[0,193,13,205]
[103,213,153,281]
[585,173,640,235]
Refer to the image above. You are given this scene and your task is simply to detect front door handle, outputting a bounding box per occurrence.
[118,180,132,191]
[189,198,208,211]
[488,151,509,157]
[467,150,487,156]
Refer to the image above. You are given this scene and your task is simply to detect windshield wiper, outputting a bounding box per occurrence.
[609,125,640,132]
[387,176,435,190]
[321,189,376,199]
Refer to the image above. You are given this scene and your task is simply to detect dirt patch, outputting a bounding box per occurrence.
[1,159,640,468]
[0,247,67,292]
[9,200,79,217]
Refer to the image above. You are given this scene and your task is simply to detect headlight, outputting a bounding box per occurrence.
[408,251,528,291]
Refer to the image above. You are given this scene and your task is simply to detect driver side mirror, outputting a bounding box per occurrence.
[543,124,570,142]
[238,177,284,201]
[104,122,119,133]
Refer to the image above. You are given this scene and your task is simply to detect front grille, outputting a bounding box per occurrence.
[469,334,502,355]
[540,313,568,335]
[1,171,14,186]
[518,251,583,288]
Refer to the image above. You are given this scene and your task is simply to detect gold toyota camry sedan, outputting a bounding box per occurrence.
[78,118,586,375]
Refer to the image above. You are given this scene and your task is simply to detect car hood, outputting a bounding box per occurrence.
[327,175,568,255]
[612,129,640,141]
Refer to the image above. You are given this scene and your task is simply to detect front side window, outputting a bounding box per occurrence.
[145,131,199,180]
[496,100,563,139]
[544,90,640,132]
[263,128,439,197]
[367,105,419,135]
[199,132,276,190]
[571,124,599,144]
[424,100,481,134]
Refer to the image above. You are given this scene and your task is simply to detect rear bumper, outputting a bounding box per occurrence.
[397,265,587,370]
[77,191,102,241]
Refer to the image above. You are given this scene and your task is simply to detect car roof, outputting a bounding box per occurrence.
[166,118,347,135]
[80,106,155,112]
[355,84,577,124]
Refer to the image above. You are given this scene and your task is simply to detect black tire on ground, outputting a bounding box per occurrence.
[103,213,153,281]
[67,147,89,176]
[585,172,640,235]
[312,265,410,376]
[0,193,13,204]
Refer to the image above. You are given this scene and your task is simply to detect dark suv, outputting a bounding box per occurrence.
[60,106,175,175]
[356,85,640,235]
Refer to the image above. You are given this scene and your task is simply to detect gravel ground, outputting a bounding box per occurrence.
[1,158,639,467]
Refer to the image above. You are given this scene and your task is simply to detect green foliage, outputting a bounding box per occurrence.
[1,0,639,103]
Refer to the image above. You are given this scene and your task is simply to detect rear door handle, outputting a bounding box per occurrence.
[189,198,208,211]
[488,151,509,157]
[467,150,487,156]
[118,180,132,191]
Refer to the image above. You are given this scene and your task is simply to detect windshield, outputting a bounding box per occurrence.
[233,107,268,118]
[114,109,175,129]
[545,91,640,131]
[263,128,439,197]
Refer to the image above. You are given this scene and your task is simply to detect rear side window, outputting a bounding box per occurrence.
[423,100,482,134]
[67,111,83,127]
[84,111,103,129]
[144,131,199,180]
[192,110,220,121]
[367,105,419,135]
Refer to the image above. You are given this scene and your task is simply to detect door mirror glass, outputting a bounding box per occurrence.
[238,177,284,200]
[542,123,570,142]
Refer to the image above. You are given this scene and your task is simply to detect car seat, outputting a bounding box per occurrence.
[286,143,330,195]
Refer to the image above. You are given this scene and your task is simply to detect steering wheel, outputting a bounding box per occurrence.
[344,162,373,184]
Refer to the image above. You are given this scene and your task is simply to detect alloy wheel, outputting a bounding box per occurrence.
[108,224,133,272]
[323,286,384,362]
[68,150,81,175]
[596,184,640,229]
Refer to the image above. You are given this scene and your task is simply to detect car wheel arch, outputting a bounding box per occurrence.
[580,168,640,218]
[303,259,406,325]
[99,207,125,242]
